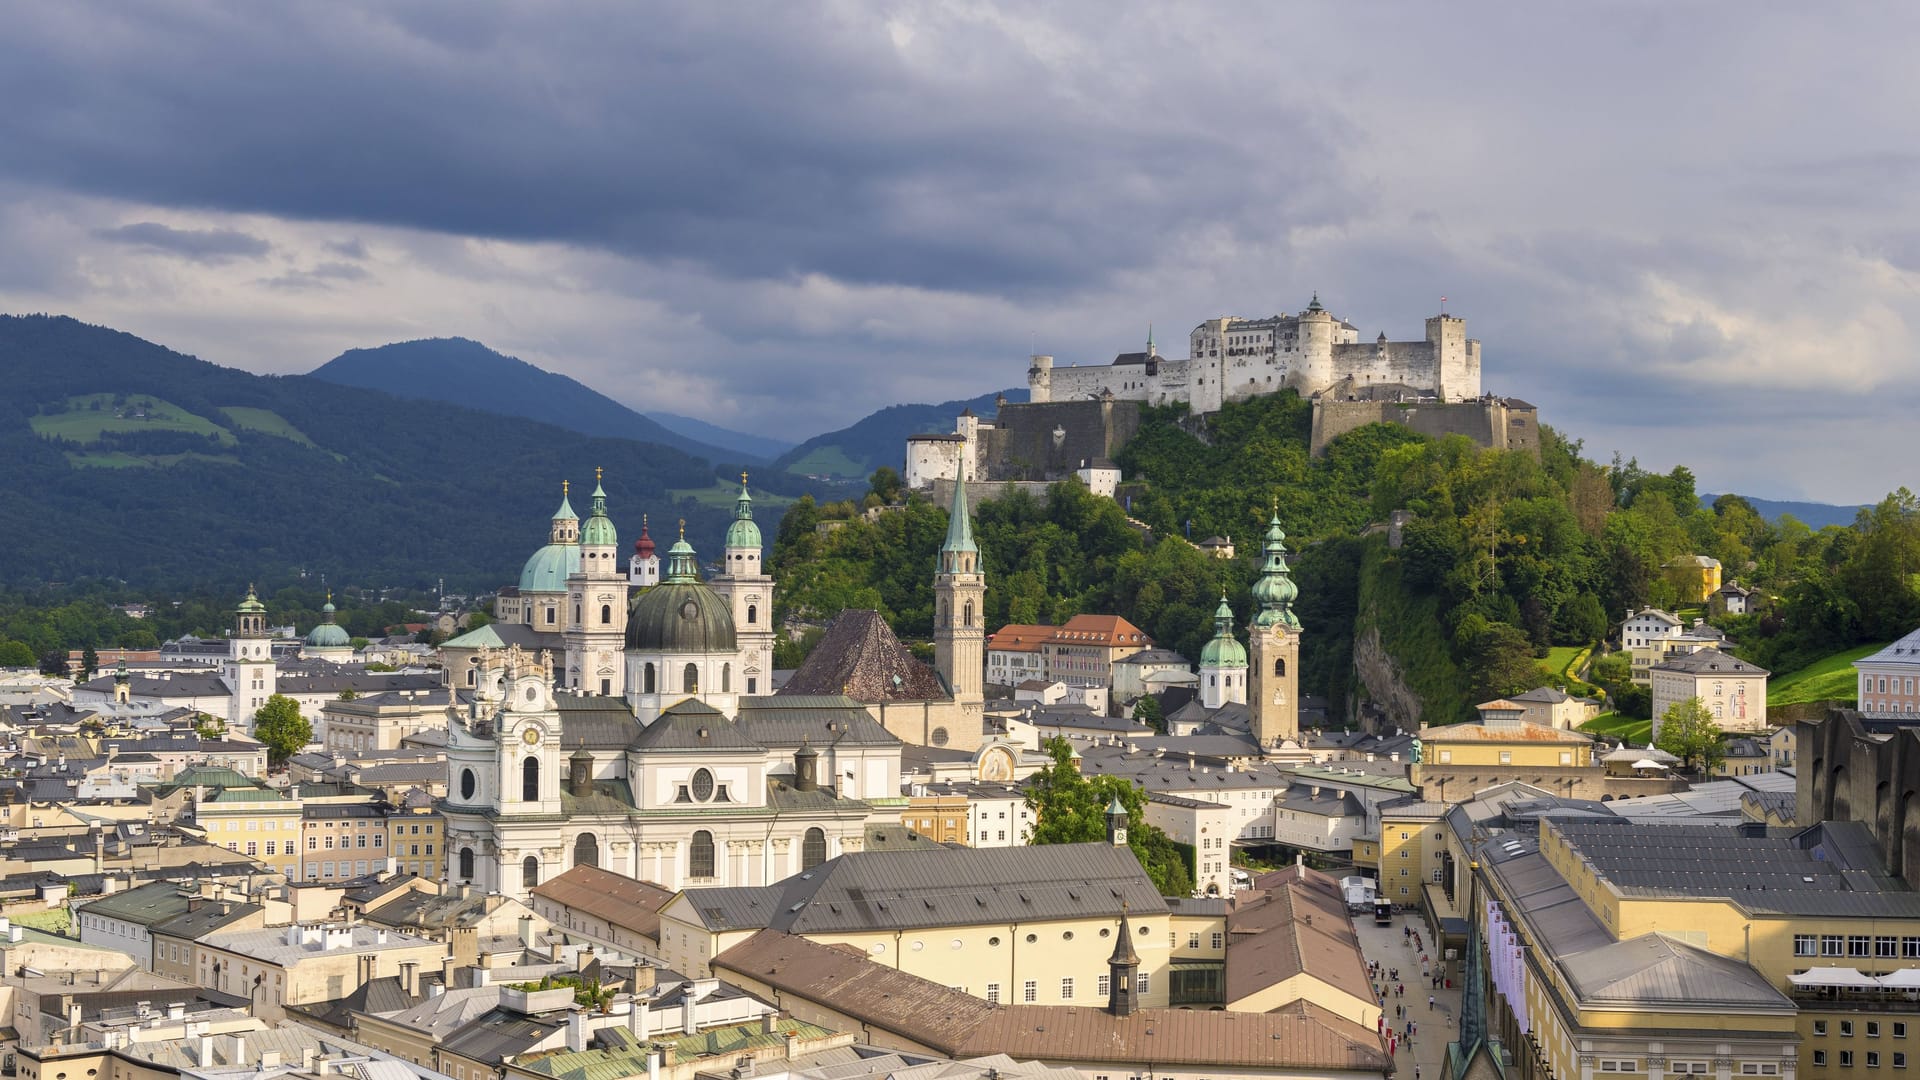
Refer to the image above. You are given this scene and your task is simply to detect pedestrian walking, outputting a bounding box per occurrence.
[1429,994,1436,1011]
[1416,1066,1423,1080]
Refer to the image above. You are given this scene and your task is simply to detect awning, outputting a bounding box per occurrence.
[1881,969,1920,989]
[1631,759,1666,770]
[1792,967,1881,988]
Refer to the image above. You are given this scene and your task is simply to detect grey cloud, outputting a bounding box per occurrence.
[92,222,272,262]
[259,261,373,291]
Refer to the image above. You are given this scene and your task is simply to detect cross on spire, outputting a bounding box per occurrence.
[595,466,603,483]
[562,480,569,497]
[678,518,686,541]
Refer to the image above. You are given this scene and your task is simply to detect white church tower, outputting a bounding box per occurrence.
[564,470,628,696]
[708,473,776,696]
[1198,591,1248,709]
[223,586,276,730]
[629,515,661,588]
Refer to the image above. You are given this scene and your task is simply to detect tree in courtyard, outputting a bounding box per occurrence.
[1131,695,1165,732]
[252,694,312,766]
[1026,737,1194,896]
[81,646,99,679]
[1654,696,1724,774]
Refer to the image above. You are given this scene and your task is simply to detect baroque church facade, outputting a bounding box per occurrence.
[439,474,988,899]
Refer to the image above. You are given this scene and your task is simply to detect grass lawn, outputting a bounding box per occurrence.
[1770,642,1885,707]
[1540,642,1600,695]
[220,406,317,446]
[1580,712,1654,745]
[31,393,235,445]
[68,451,242,469]
[782,444,870,480]
[669,481,799,510]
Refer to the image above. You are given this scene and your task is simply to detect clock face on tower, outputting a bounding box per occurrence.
[521,726,541,746]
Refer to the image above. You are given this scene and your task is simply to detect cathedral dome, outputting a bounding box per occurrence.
[625,534,736,653]
[725,517,762,551]
[1198,595,1246,668]
[519,542,582,593]
[305,602,351,649]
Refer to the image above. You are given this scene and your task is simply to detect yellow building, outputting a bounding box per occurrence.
[1372,800,1450,904]
[178,768,302,879]
[1664,554,1724,604]
[387,792,444,879]
[1416,718,1595,769]
[900,793,969,844]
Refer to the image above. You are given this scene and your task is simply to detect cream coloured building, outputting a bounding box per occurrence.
[1651,647,1769,735]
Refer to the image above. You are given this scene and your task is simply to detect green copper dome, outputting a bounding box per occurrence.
[1199,593,1247,668]
[518,543,582,593]
[626,531,736,654]
[306,621,351,649]
[724,473,761,551]
[1251,513,1302,630]
[580,478,619,547]
[236,587,266,615]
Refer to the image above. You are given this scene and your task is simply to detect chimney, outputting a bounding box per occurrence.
[761,1011,778,1035]
[566,1011,590,1053]
[647,1044,666,1080]
[302,1048,318,1073]
[683,990,699,1035]
[198,1033,213,1066]
[519,915,536,949]
[68,1003,82,1031]
[1296,850,1306,880]
[400,961,419,997]
[784,1031,799,1062]
[630,997,653,1040]
[261,1051,282,1069]
[167,1001,186,1021]
[229,1033,246,1065]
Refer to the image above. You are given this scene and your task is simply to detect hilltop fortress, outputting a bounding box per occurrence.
[1033,294,1480,409]
[906,296,1536,494]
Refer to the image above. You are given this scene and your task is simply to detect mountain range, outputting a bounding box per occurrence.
[771,389,1027,480]
[309,338,779,465]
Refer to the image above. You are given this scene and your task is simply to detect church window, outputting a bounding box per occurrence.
[803,827,827,870]
[932,727,950,747]
[644,663,656,694]
[466,669,475,687]
[747,677,757,694]
[459,770,476,800]
[458,847,474,880]
[574,832,599,869]
[690,831,716,878]
[523,856,539,890]
[1273,657,1286,677]
[684,663,699,693]
[747,604,757,625]
[523,757,540,801]
[600,678,610,696]
[963,600,974,627]
[692,768,715,802]
[574,604,581,624]
[601,604,612,625]
[546,608,555,625]
[722,663,731,693]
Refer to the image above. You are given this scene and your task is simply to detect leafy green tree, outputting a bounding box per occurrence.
[868,467,904,505]
[252,695,312,766]
[81,646,98,679]
[1131,695,1164,732]
[1457,619,1541,702]
[1026,738,1193,896]
[0,640,35,667]
[1654,697,1724,773]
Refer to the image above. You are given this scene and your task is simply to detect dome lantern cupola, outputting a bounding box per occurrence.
[724,472,762,552]
[580,468,618,548]
[1250,511,1301,630]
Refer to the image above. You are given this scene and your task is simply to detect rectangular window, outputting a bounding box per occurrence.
[1136,973,1150,994]
[1814,1052,1828,1067]
[1898,1024,1909,1039]
[1796,934,1819,957]
[985,983,1000,1004]
[1886,937,1905,958]
[245,841,257,855]
[1897,1054,1908,1069]
[1826,934,1847,956]
[1498,750,1512,764]
[1097,974,1110,997]
[1061,977,1074,999]
[1188,933,1201,948]
[1854,935,1876,957]
[1022,981,1037,1003]
[1211,932,1224,949]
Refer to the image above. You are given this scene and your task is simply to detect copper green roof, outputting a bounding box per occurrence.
[1199,592,1247,668]
[625,536,735,655]
[724,473,761,551]
[941,478,977,555]
[1250,513,1301,630]
[580,479,618,547]
[516,1020,838,1080]
[236,587,266,615]
[305,600,350,648]
[519,542,582,593]
[552,484,578,521]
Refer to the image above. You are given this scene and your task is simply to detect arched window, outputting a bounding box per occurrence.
[1273,657,1286,677]
[747,604,757,625]
[523,855,539,890]
[644,663,656,694]
[601,603,612,625]
[1210,675,1217,687]
[684,663,699,693]
[523,757,540,801]
[690,830,716,879]
[458,847,474,880]
[803,827,827,869]
[722,663,731,693]
[963,600,974,627]
[574,833,599,869]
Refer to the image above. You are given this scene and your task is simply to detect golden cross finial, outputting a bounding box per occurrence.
[741,470,749,487]
[562,479,569,497]
[678,518,686,541]
[596,465,603,484]
[325,588,332,603]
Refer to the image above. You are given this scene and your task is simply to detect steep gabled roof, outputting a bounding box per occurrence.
[778,610,948,702]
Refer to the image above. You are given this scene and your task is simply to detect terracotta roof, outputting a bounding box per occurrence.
[778,610,948,702]
[1224,869,1373,1008]
[986,625,1052,653]
[530,865,675,940]
[713,930,1390,1073]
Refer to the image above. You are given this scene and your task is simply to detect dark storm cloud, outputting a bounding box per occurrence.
[92,221,272,261]
[0,5,1333,296]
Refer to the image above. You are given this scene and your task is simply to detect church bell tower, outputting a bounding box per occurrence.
[708,473,775,696]
[933,480,985,713]
[565,469,627,696]
[224,585,276,731]
[1246,511,1302,749]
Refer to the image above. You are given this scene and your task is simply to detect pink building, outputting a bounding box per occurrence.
[1855,627,1920,716]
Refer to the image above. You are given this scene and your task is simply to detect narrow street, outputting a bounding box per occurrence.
[1351,909,1464,1079]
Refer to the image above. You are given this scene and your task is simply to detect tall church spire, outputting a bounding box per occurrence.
[1107,905,1141,1016]
[1250,512,1301,629]
[941,478,978,564]
[1247,506,1303,749]
[933,476,985,735]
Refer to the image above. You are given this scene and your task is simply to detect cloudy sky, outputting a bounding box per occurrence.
[3,3,1916,503]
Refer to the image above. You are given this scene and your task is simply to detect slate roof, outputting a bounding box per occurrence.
[1859,626,1920,669]
[557,694,644,750]
[764,841,1162,934]
[779,611,948,701]
[1650,648,1769,677]
[713,930,1391,1072]
[438,1007,567,1063]
[278,673,441,695]
[151,900,261,940]
[736,696,903,749]
[441,622,566,652]
[1225,867,1372,1007]
[1561,933,1793,1010]
[678,885,785,931]
[627,701,761,752]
